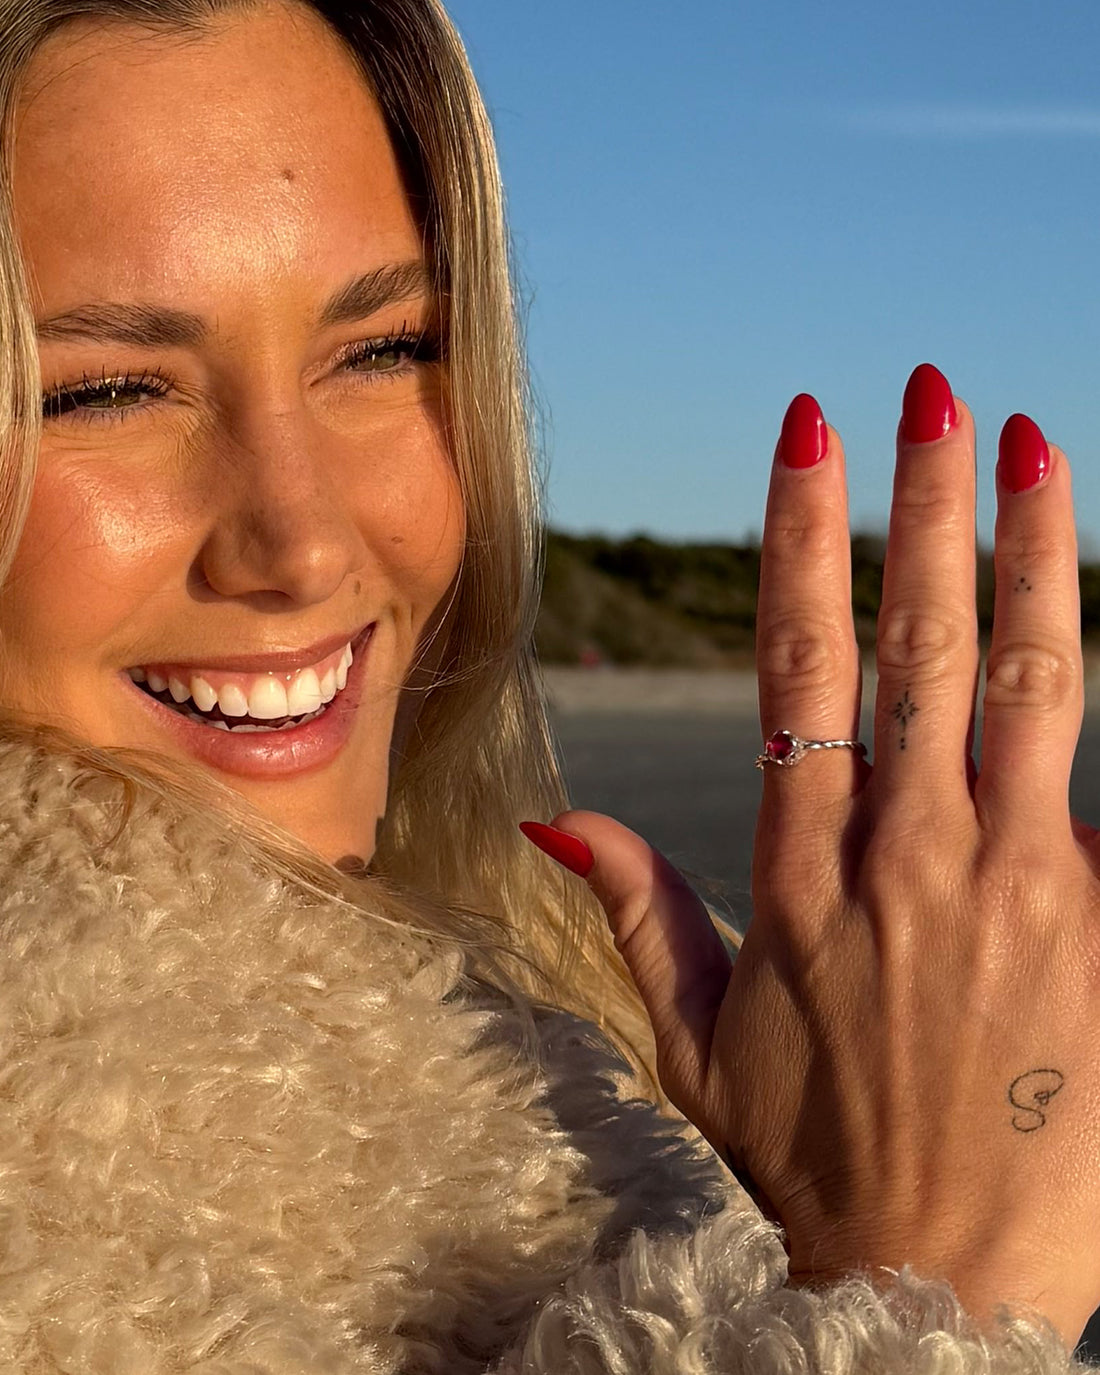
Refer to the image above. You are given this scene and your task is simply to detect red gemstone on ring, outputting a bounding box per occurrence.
[765,730,797,762]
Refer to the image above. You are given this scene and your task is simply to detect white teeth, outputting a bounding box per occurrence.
[191,676,218,713]
[216,683,250,718]
[130,638,356,717]
[286,668,324,716]
[246,676,290,721]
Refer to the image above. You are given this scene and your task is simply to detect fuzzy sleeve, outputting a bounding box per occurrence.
[490,1205,1082,1374]
[486,1005,1084,1375]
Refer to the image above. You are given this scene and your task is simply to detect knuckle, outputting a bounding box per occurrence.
[757,614,852,689]
[892,479,966,525]
[766,511,838,565]
[984,642,1080,712]
[862,824,930,887]
[996,527,1067,575]
[876,605,965,675]
[859,828,961,936]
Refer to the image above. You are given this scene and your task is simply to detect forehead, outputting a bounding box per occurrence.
[10,3,424,317]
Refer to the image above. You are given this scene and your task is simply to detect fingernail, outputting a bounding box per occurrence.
[900,363,957,444]
[519,822,594,878]
[777,393,828,469]
[998,413,1050,493]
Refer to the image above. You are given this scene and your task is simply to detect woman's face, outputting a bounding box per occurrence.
[6,2,465,868]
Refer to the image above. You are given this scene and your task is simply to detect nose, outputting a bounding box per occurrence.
[194,403,365,610]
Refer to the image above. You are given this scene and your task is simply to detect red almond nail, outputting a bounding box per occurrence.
[777,393,827,469]
[519,822,595,878]
[998,413,1050,493]
[900,363,958,444]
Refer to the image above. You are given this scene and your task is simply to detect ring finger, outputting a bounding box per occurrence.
[755,394,862,860]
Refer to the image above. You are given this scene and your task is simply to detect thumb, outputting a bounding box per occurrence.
[520,811,733,1091]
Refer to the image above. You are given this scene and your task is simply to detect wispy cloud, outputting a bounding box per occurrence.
[839,104,1100,138]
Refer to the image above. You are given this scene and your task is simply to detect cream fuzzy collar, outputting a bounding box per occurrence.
[0,736,731,1372]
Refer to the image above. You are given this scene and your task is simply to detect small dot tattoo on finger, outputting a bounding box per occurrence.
[1014,575,1033,593]
[892,688,918,752]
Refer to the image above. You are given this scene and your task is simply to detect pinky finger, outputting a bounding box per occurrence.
[976,417,1083,841]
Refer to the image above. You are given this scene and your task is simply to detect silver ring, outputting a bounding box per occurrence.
[755,729,867,769]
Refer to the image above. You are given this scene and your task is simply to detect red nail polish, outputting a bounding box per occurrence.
[777,394,827,469]
[998,413,1050,493]
[519,822,594,878]
[900,363,957,444]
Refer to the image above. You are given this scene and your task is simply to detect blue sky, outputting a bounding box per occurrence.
[444,0,1100,549]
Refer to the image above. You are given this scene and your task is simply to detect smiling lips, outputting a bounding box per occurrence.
[128,638,357,724]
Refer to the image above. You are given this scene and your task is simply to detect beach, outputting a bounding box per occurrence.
[545,663,1100,934]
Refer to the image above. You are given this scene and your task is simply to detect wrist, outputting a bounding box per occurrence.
[788,1260,1089,1353]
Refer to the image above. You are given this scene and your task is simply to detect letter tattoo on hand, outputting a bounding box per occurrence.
[1007,1069,1065,1132]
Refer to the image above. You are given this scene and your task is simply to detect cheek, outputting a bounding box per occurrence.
[354,412,466,621]
[0,459,179,658]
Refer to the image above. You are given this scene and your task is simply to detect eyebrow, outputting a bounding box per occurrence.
[34,260,433,347]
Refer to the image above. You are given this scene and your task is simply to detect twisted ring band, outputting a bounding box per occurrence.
[755,729,867,770]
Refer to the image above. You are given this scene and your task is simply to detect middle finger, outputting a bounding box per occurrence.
[871,364,979,815]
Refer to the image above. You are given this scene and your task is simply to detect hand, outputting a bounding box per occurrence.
[523,364,1100,1350]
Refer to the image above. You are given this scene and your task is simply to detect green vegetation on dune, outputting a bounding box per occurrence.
[536,532,755,666]
[535,529,1075,667]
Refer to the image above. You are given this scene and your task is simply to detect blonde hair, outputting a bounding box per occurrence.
[0,0,667,1088]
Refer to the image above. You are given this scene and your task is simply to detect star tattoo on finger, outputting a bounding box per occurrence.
[891,688,918,752]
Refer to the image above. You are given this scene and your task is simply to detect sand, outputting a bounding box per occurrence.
[542,656,1100,717]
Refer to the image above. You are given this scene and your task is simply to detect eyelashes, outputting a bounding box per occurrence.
[41,328,443,425]
[333,328,442,382]
[43,368,170,422]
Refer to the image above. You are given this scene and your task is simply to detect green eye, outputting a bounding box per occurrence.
[366,347,405,369]
[86,386,130,408]
[42,371,171,422]
[342,331,440,379]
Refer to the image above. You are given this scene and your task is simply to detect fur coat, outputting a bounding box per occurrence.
[0,733,1080,1374]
